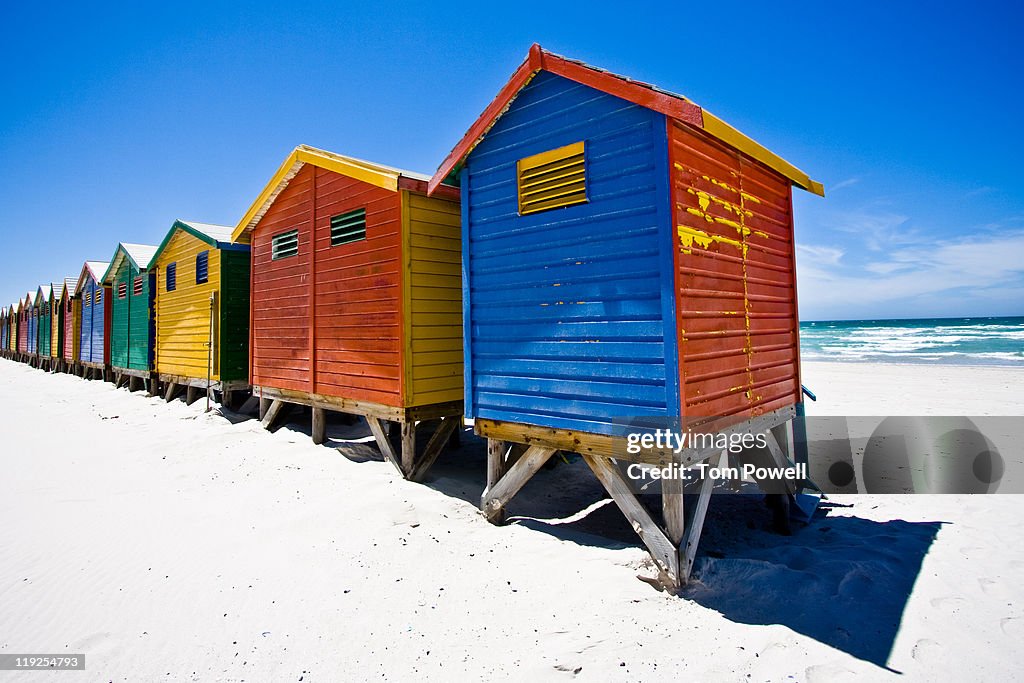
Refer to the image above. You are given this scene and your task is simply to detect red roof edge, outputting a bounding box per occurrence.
[427,44,705,195]
[398,176,460,201]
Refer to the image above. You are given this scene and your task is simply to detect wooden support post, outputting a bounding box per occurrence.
[259,396,271,420]
[662,462,686,548]
[260,399,286,430]
[222,390,235,411]
[129,375,140,393]
[400,421,416,475]
[164,382,178,402]
[764,429,797,495]
[409,415,460,482]
[583,454,680,589]
[481,445,557,523]
[365,416,403,476]
[680,450,727,584]
[146,377,158,397]
[312,406,327,445]
[185,386,201,405]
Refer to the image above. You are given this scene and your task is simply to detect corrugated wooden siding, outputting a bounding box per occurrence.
[69,298,80,362]
[670,121,800,420]
[79,277,106,364]
[219,249,250,382]
[27,305,37,354]
[62,296,75,361]
[251,164,314,393]
[405,190,463,407]
[250,164,405,405]
[311,166,403,405]
[110,260,153,371]
[154,230,223,380]
[50,298,60,358]
[38,301,51,357]
[463,71,677,435]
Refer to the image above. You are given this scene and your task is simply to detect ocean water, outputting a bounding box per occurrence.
[799,316,1024,365]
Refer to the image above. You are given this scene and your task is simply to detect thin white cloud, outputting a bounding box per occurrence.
[830,177,860,192]
[796,230,1024,319]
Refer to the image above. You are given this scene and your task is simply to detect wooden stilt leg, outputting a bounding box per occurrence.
[312,406,327,445]
[366,416,403,475]
[764,429,797,495]
[680,450,726,583]
[260,399,285,430]
[164,382,178,402]
[481,445,557,523]
[259,396,271,420]
[409,415,460,482]
[185,386,201,405]
[222,389,234,410]
[662,463,686,548]
[583,454,680,589]
[400,421,416,475]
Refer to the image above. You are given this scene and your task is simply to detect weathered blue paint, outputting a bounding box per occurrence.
[79,275,106,365]
[652,118,681,425]
[27,305,38,355]
[462,71,677,435]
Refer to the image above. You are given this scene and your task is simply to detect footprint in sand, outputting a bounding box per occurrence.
[977,577,1006,598]
[929,595,967,613]
[1000,617,1023,639]
[912,638,943,663]
[805,662,859,682]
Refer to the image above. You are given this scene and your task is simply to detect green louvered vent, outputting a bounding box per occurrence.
[272,230,299,260]
[330,209,367,247]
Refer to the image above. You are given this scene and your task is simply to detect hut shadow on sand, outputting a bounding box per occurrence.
[270,411,942,671]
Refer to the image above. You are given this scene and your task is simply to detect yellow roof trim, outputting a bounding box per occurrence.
[231,145,404,243]
[700,111,825,197]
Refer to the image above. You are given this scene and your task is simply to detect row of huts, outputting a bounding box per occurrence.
[0,45,822,589]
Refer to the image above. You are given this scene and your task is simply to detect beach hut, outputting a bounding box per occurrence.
[232,145,463,479]
[11,301,21,359]
[103,243,158,392]
[428,45,824,588]
[26,290,39,365]
[76,261,111,379]
[36,284,53,370]
[149,220,250,406]
[1,307,7,357]
[59,278,78,372]
[48,282,63,370]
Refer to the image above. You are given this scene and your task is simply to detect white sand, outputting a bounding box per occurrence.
[0,359,1022,681]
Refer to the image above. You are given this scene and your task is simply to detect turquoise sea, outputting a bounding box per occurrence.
[799,316,1024,366]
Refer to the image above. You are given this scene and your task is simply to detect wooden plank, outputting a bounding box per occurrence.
[259,396,271,420]
[260,399,285,430]
[401,421,416,475]
[312,406,326,445]
[475,406,796,466]
[481,445,557,523]
[185,386,201,405]
[764,428,797,495]
[409,415,460,482]
[365,416,404,476]
[582,453,680,588]
[681,450,727,583]
[662,463,685,546]
[485,439,507,499]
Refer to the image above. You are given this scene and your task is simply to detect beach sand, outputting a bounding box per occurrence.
[0,359,1021,680]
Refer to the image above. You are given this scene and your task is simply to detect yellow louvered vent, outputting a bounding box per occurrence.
[517,141,587,215]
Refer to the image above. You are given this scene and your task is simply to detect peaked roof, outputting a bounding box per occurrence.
[428,44,824,197]
[76,261,111,293]
[231,145,458,243]
[35,284,52,304]
[61,277,78,299]
[50,282,62,302]
[148,219,245,268]
[102,243,158,284]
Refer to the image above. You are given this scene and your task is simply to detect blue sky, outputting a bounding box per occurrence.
[1,1,1021,320]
